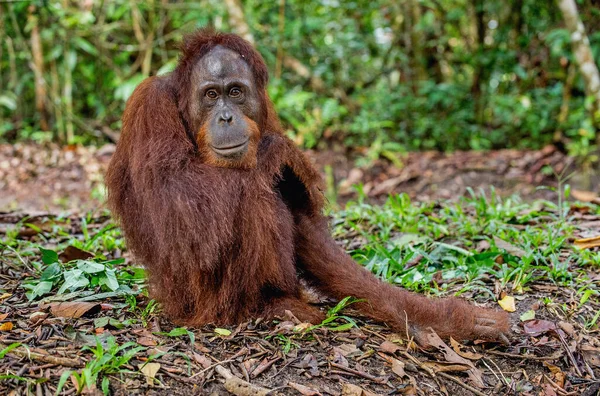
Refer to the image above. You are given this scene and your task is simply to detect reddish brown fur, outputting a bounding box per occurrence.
[105,29,510,342]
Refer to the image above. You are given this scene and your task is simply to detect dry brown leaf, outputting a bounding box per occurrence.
[139,362,161,385]
[424,330,485,388]
[523,320,557,336]
[573,236,600,250]
[288,382,322,396]
[29,311,48,325]
[59,245,94,262]
[0,293,12,302]
[336,343,361,357]
[543,362,565,388]
[341,383,379,396]
[137,336,157,347]
[450,338,483,360]
[391,358,406,378]
[571,189,600,205]
[0,322,14,331]
[49,301,101,318]
[557,321,575,337]
[251,357,279,378]
[378,341,401,354]
[421,361,471,372]
[580,345,600,368]
[0,313,9,321]
[193,352,212,369]
[541,383,558,396]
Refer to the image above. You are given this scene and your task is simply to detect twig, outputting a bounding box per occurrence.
[485,350,562,361]
[329,362,387,384]
[189,358,236,379]
[556,330,583,377]
[437,372,487,396]
[0,344,84,368]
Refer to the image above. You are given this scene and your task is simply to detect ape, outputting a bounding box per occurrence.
[105,29,510,343]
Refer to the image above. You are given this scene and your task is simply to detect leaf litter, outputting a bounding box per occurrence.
[0,144,599,394]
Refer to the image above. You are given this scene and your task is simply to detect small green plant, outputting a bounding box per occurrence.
[56,337,146,395]
[22,247,142,300]
[308,296,364,332]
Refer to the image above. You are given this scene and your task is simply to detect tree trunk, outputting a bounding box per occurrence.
[28,5,49,131]
[558,0,600,116]
[223,0,255,44]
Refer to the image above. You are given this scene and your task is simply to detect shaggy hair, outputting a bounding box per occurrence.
[105,29,510,342]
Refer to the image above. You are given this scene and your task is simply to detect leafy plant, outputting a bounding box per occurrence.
[56,337,146,395]
[22,247,143,301]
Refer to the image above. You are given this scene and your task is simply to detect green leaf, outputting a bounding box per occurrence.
[24,281,53,301]
[58,269,90,294]
[40,248,59,265]
[0,342,21,358]
[40,263,62,281]
[73,37,98,56]
[55,370,73,396]
[101,377,110,395]
[214,328,231,336]
[156,327,195,345]
[77,260,105,274]
[0,93,17,111]
[520,310,536,322]
[99,268,119,291]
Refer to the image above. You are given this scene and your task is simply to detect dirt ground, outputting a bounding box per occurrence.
[0,143,599,395]
[1,142,597,213]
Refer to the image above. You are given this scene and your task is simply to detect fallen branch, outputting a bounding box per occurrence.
[437,372,487,396]
[329,362,388,384]
[0,343,84,368]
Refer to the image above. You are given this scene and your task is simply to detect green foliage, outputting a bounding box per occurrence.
[56,337,146,395]
[1,0,599,156]
[334,188,598,298]
[22,246,143,301]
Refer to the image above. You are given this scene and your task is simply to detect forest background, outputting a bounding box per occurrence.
[1,0,599,164]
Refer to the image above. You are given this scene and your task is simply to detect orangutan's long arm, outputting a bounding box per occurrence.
[294,215,510,342]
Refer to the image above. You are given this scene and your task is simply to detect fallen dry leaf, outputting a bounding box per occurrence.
[450,338,483,360]
[341,383,378,396]
[59,245,94,262]
[424,330,485,388]
[49,301,101,318]
[193,352,212,369]
[0,322,13,331]
[580,345,600,368]
[0,313,8,321]
[573,236,600,249]
[498,295,516,312]
[336,343,361,357]
[543,362,565,388]
[377,352,407,378]
[558,321,575,337]
[29,311,48,325]
[378,340,402,354]
[139,362,161,385]
[571,189,600,205]
[421,361,471,373]
[523,319,557,336]
[391,358,406,378]
[288,382,322,396]
[137,336,157,347]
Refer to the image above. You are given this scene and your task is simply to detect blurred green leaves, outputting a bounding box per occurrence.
[1,0,598,159]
